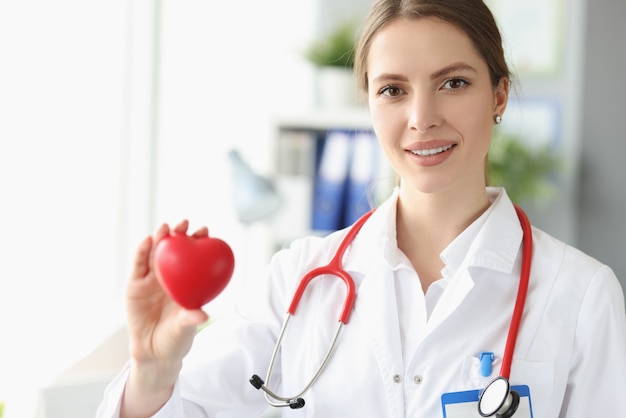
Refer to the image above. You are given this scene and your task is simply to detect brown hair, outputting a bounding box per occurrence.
[354,0,511,92]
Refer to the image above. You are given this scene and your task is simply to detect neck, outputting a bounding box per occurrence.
[395,184,491,292]
[398,185,490,239]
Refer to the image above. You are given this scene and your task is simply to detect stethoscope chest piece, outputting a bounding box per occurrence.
[478,376,520,417]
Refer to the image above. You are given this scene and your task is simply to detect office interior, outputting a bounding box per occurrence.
[0,0,624,417]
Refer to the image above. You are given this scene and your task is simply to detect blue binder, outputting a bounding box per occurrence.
[343,130,378,226]
[311,130,351,232]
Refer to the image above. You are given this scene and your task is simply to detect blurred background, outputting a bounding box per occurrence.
[0,0,624,417]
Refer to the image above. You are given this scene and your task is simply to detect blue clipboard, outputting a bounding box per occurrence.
[441,385,533,417]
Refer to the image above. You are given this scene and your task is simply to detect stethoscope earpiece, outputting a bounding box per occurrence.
[249,374,264,390]
[288,398,306,409]
[478,376,520,417]
[249,374,306,409]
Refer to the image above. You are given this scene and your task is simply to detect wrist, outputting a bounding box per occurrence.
[129,357,182,393]
[120,359,181,418]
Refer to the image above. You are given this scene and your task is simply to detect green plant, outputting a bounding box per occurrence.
[488,131,562,204]
[304,20,358,68]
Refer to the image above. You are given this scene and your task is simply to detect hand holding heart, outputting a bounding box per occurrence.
[122,220,235,413]
[153,229,235,310]
[124,220,234,366]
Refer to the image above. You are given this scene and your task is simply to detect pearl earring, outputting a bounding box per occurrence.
[494,114,502,124]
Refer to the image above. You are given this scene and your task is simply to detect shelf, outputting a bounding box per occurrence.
[268,109,393,251]
[270,107,372,132]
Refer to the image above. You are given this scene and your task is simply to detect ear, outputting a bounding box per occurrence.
[493,77,509,117]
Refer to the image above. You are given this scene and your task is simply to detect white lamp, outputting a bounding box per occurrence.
[228,149,281,225]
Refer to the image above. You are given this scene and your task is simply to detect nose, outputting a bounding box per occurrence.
[408,90,441,133]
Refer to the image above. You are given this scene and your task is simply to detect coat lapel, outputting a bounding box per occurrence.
[427,267,475,335]
[352,258,405,417]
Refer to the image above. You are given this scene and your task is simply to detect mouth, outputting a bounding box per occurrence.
[409,144,455,156]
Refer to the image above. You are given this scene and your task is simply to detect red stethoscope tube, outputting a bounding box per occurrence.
[250,209,374,408]
[500,204,532,380]
[287,209,374,323]
[478,204,533,417]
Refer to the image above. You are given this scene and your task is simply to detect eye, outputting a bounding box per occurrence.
[378,85,404,97]
[442,78,470,90]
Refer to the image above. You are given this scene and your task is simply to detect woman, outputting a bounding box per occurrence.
[98,0,626,416]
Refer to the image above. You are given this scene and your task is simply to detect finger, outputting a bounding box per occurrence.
[149,223,171,272]
[177,308,209,329]
[172,219,190,235]
[191,226,209,238]
[154,222,171,242]
[130,235,153,280]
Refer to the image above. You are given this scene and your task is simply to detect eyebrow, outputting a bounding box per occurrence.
[431,62,477,79]
[371,62,478,85]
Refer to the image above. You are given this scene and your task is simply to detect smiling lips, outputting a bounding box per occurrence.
[406,141,457,166]
[410,144,454,156]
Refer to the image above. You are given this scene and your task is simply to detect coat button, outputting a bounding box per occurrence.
[393,374,402,383]
[413,375,423,384]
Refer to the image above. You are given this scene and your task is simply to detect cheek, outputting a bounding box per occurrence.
[369,106,402,151]
[459,120,493,163]
[448,98,494,144]
[369,96,405,134]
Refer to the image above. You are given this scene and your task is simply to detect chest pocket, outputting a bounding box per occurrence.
[458,356,555,416]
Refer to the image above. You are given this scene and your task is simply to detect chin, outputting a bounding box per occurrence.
[400,179,451,196]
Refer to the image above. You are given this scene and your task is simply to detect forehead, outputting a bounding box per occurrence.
[367,17,487,77]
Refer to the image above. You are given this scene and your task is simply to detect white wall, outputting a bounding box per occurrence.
[151,0,320,314]
[0,1,320,416]
[0,1,127,416]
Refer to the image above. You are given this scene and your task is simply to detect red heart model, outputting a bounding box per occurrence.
[153,233,235,309]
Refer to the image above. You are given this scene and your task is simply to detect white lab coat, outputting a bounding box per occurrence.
[97,188,626,417]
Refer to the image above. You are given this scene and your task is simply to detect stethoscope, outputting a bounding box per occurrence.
[250,204,532,417]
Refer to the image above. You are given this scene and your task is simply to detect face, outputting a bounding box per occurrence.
[366,17,508,198]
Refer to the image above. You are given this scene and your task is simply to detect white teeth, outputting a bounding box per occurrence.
[411,144,453,156]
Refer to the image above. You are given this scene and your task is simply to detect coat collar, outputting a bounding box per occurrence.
[342,187,525,278]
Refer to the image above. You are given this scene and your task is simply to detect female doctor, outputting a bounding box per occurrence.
[98,0,626,416]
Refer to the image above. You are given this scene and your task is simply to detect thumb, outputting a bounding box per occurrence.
[177,308,209,330]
